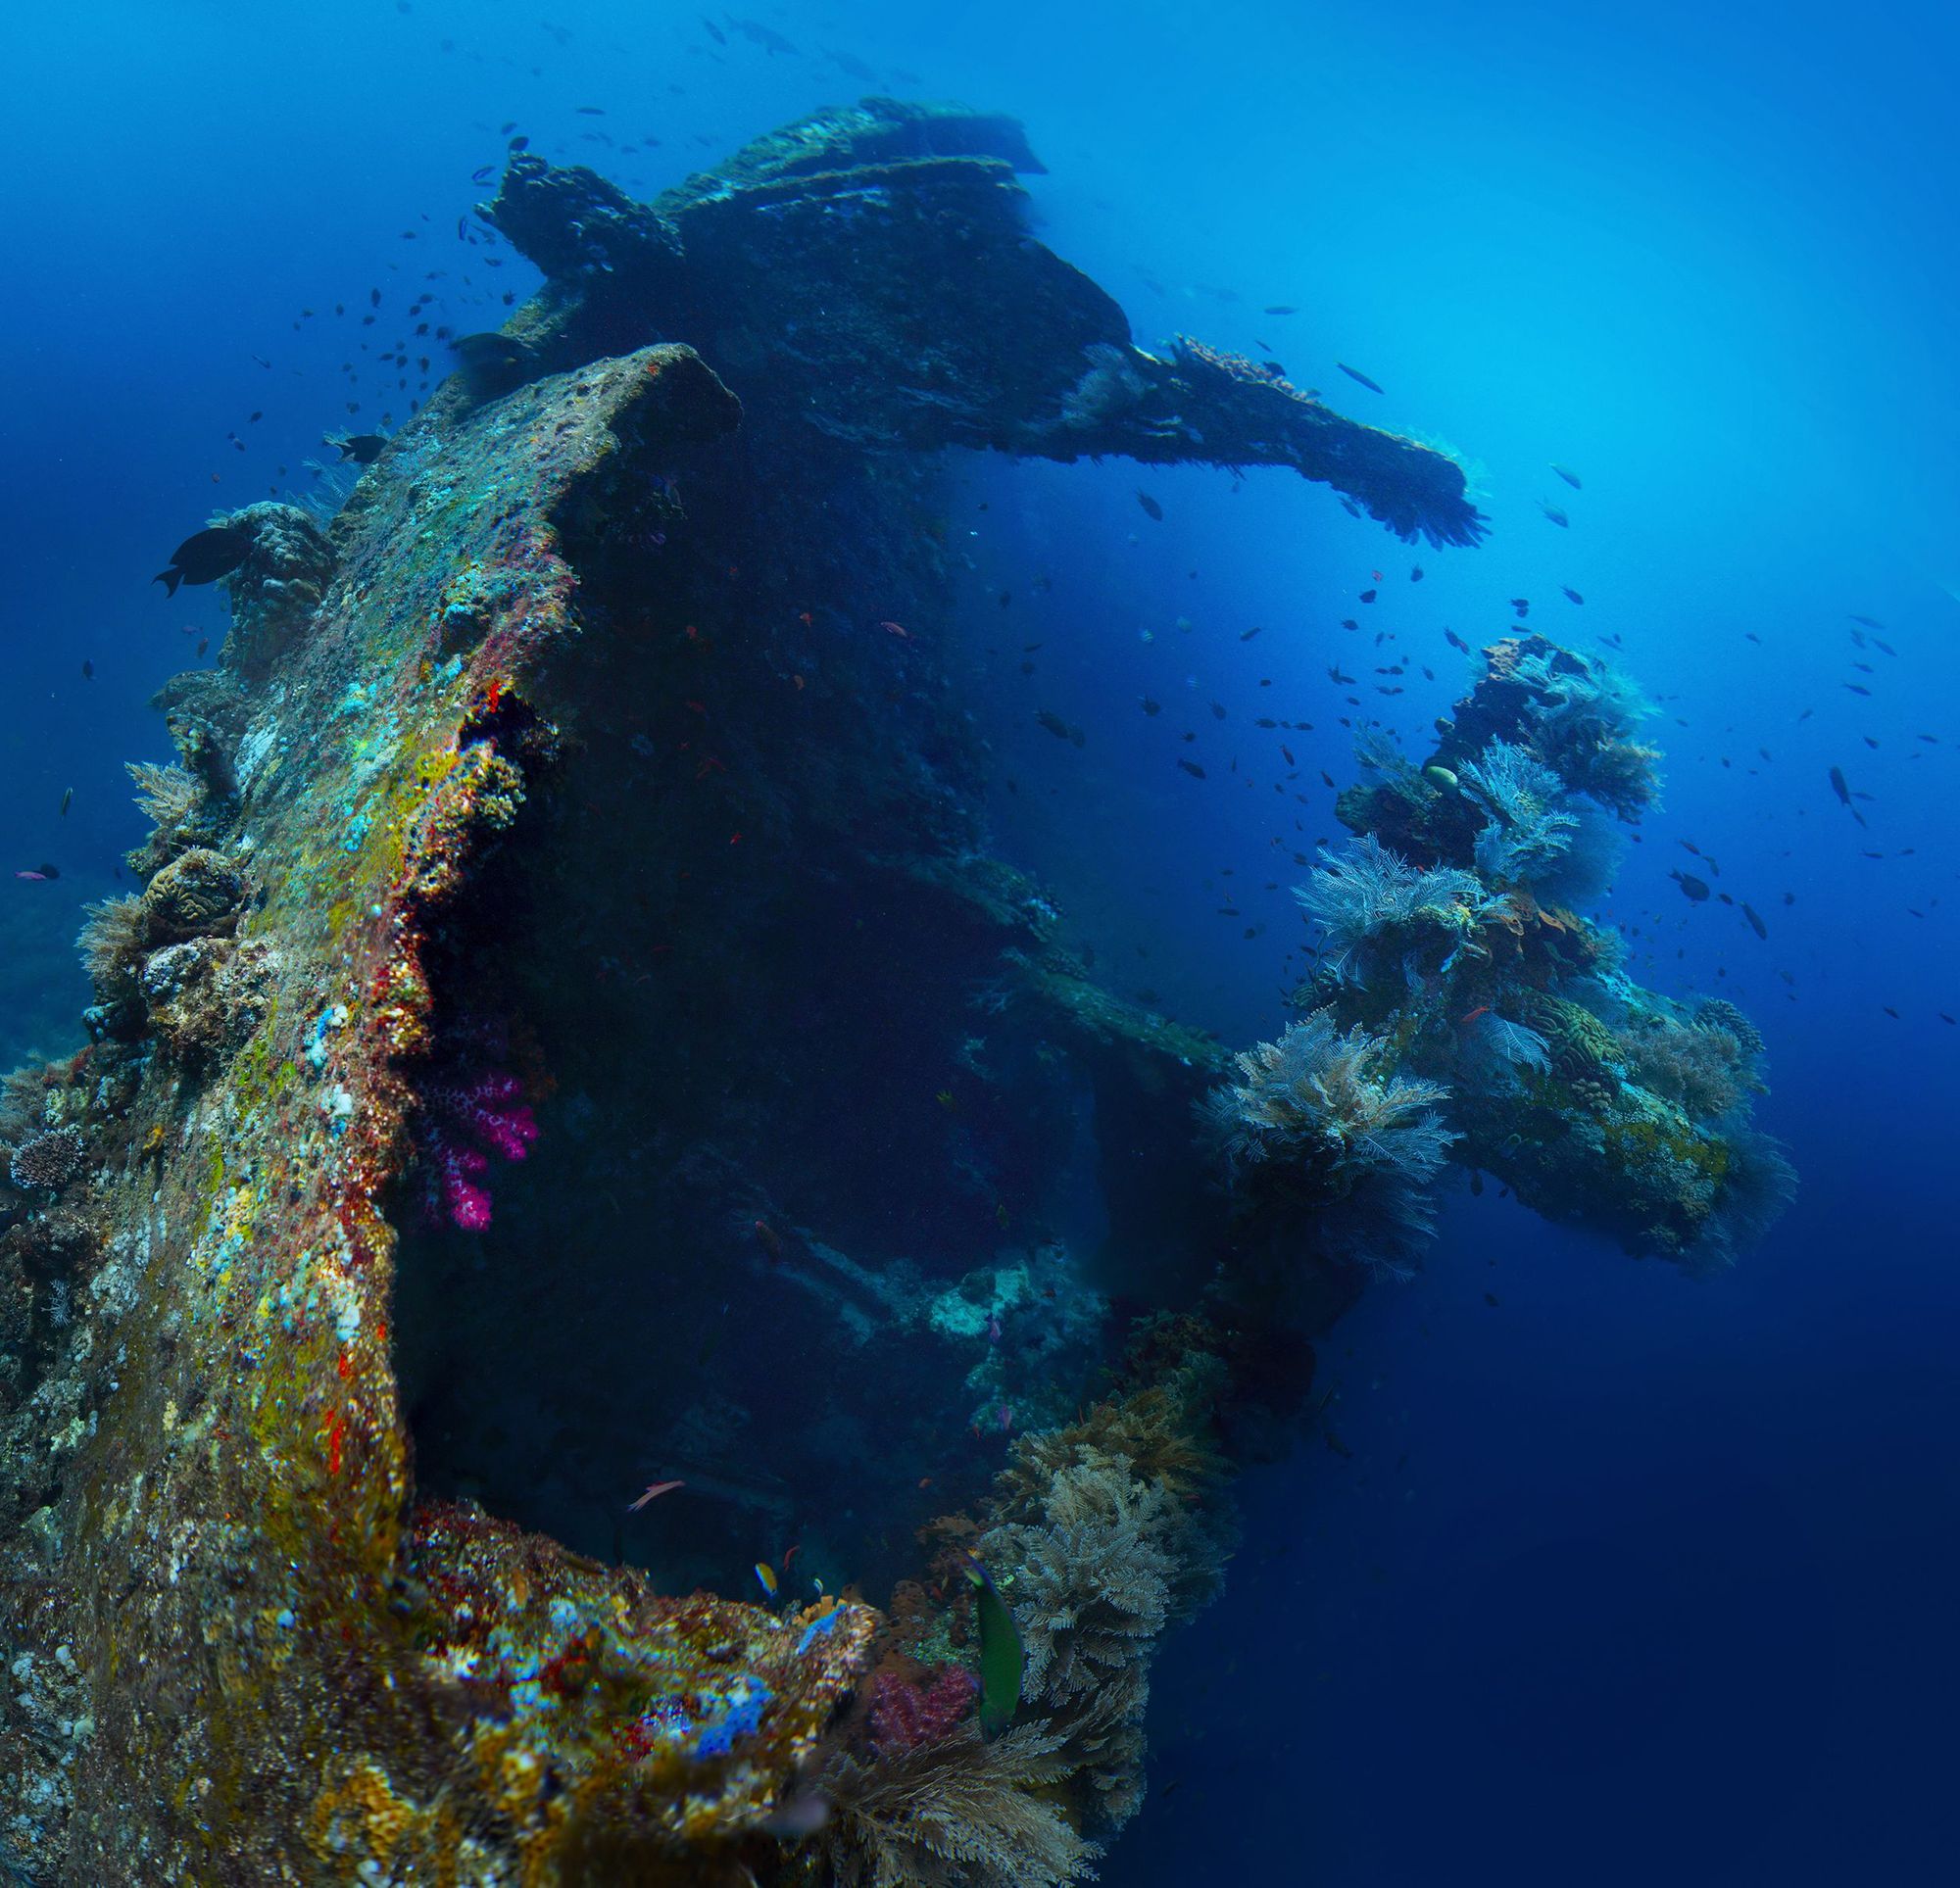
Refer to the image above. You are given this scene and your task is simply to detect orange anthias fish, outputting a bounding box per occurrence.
[1458,1004,1492,1026]
[628,1478,685,1512]
[753,1219,786,1261]
[878,620,910,639]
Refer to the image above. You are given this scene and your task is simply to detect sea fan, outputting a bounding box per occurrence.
[126,760,201,834]
[1690,1129,1797,1272]
[1352,724,1432,806]
[818,1719,1096,1888]
[1461,1011,1552,1082]
[1201,1008,1457,1277]
[1507,651,1662,816]
[1460,741,1623,905]
[1056,340,1146,432]
[76,895,150,998]
[1297,835,1502,983]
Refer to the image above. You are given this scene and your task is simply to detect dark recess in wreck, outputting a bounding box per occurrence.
[389,385,1250,1596]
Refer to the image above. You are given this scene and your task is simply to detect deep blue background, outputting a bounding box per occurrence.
[2,4,1954,1881]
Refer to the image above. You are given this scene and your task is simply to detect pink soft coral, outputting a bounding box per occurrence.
[416,1063,538,1232]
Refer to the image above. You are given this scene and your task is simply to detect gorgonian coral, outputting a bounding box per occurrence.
[1200,1009,1456,1276]
[1298,834,1503,985]
[818,1719,1095,1888]
[1505,648,1662,818]
[1617,1018,1754,1122]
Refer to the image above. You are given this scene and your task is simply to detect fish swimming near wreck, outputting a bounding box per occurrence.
[1538,499,1570,527]
[1136,489,1163,521]
[324,431,388,464]
[1672,869,1711,901]
[1829,765,1867,827]
[452,329,538,396]
[1336,362,1384,394]
[152,522,248,597]
[964,1554,1024,1736]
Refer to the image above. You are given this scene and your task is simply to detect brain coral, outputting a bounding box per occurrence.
[142,847,248,942]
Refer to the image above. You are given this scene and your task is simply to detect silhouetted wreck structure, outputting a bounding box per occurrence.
[479,96,1487,547]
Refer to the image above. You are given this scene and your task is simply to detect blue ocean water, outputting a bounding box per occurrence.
[2,2,1955,1881]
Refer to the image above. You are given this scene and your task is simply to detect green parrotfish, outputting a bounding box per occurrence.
[964,1554,1023,1736]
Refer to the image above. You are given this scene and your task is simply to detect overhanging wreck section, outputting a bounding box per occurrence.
[480,96,1488,548]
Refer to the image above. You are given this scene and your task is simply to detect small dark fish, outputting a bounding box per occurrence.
[700,15,725,43]
[1209,702,1226,719]
[1742,903,1767,940]
[1445,628,1470,654]
[1035,708,1084,747]
[471,164,496,184]
[80,658,94,680]
[1562,587,1585,605]
[59,788,73,816]
[1240,625,1263,641]
[1842,682,1871,696]
[1141,697,1161,715]
[726,13,800,54]
[1263,304,1298,315]
[1828,765,1867,826]
[153,523,248,597]
[1883,1006,1900,1020]
[1177,758,1206,779]
[1409,565,1424,582]
[1538,500,1569,527]
[1336,362,1384,394]
[325,431,388,464]
[508,134,530,153]
[1551,463,1583,489]
[1848,613,1885,630]
[1671,870,1711,901]
[1136,490,1163,521]
[576,105,607,116]
[1509,598,1530,615]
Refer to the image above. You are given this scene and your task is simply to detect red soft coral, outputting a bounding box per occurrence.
[868,1666,979,1756]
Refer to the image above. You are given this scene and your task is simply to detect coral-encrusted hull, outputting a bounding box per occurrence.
[0,348,899,1877]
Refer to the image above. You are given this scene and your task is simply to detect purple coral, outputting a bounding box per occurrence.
[415,1060,538,1232]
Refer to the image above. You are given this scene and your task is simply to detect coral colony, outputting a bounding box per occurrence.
[0,98,1788,1884]
[413,1043,539,1231]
